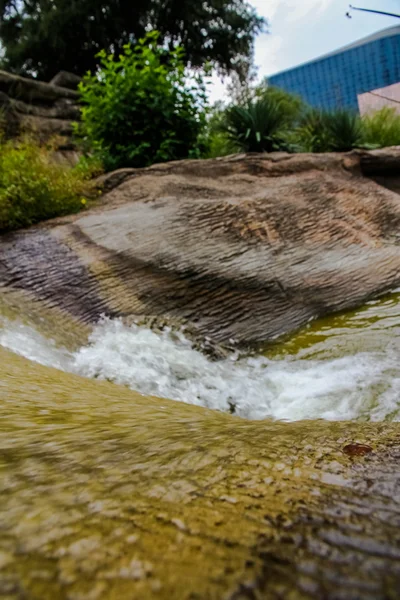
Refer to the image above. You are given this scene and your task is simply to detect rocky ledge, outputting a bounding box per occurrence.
[1,149,400,348]
[0,69,81,162]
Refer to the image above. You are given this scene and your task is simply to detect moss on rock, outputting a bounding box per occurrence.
[1,346,400,599]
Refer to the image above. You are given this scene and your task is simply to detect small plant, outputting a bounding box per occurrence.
[363,107,400,148]
[257,86,304,123]
[325,110,365,152]
[295,109,332,153]
[201,86,304,158]
[218,95,295,153]
[0,137,98,232]
[77,31,208,171]
[200,103,239,158]
[296,109,366,153]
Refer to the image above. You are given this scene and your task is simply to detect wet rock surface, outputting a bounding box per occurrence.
[1,347,400,599]
[2,151,400,347]
[2,150,400,598]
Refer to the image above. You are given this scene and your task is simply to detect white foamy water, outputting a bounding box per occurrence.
[1,296,400,422]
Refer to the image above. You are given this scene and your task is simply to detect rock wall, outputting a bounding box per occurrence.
[0,69,81,162]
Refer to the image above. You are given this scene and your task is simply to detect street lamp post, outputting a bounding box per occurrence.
[346,5,400,19]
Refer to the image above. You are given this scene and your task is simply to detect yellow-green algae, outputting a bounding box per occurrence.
[0,288,90,351]
[1,346,400,599]
[262,290,400,360]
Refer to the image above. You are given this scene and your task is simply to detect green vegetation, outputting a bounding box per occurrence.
[295,109,333,153]
[77,33,208,171]
[296,109,365,153]
[218,95,295,153]
[324,110,365,152]
[1,0,397,169]
[363,107,400,148]
[0,137,98,232]
[298,107,400,153]
[255,86,304,123]
[0,13,399,232]
[203,91,399,157]
[0,0,264,81]
[199,103,238,159]
[203,87,304,157]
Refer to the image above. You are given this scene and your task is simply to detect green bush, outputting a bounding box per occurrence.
[324,110,365,152]
[256,86,304,123]
[201,87,304,158]
[295,109,365,153]
[77,32,208,171]
[0,138,97,232]
[363,107,400,148]
[200,103,239,158]
[217,94,297,153]
[295,109,332,153]
[204,131,237,158]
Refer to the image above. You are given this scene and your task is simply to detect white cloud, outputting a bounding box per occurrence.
[208,0,337,102]
[255,34,285,76]
[250,0,282,22]
[284,0,335,22]
[253,0,336,74]
[250,0,335,24]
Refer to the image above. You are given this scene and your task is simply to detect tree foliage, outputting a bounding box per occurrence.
[0,0,265,81]
[77,32,208,171]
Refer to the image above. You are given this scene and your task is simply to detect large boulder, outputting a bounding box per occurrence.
[49,70,82,90]
[0,69,78,104]
[1,150,400,347]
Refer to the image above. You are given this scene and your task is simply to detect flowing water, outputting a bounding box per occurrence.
[1,291,400,422]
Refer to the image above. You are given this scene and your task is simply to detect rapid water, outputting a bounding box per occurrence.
[1,291,399,422]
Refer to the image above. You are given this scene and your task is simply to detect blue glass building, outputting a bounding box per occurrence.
[268,26,400,111]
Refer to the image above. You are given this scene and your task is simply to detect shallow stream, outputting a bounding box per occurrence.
[1,290,399,422]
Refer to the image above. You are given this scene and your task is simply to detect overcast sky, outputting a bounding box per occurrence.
[209,0,400,102]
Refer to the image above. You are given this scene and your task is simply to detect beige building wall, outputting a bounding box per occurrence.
[358,81,400,115]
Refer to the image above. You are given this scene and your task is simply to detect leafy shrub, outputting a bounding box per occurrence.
[200,103,239,158]
[362,107,400,148]
[77,32,208,171]
[295,109,332,152]
[296,109,365,153]
[218,94,297,153]
[257,86,304,123]
[204,131,237,158]
[0,137,97,232]
[201,87,304,157]
[324,110,365,152]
